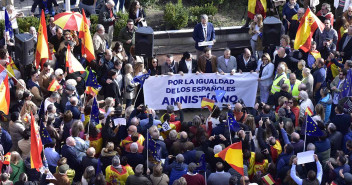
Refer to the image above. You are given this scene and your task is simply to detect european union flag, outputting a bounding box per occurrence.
[147,134,161,161]
[40,120,53,145]
[215,89,226,103]
[195,153,206,172]
[228,113,241,132]
[340,69,352,99]
[91,97,99,124]
[4,10,13,38]
[306,115,323,137]
[132,69,151,87]
[38,100,45,119]
[86,68,101,89]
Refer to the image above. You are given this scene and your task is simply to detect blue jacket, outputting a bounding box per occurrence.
[1,128,12,154]
[61,144,81,171]
[318,94,332,123]
[282,3,299,22]
[193,22,216,51]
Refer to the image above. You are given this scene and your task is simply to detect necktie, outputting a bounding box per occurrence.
[203,27,207,40]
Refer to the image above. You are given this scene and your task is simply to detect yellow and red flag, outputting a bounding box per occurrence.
[30,112,43,171]
[294,8,325,52]
[248,0,267,19]
[3,152,11,165]
[35,10,49,69]
[262,174,275,185]
[79,9,95,62]
[0,65,10,115]
[6,56,18,79]
[215,141,244,175]
[66,45,85,73]
[305,107,313,116]
[201,97,215,111]
[47,79,61,92]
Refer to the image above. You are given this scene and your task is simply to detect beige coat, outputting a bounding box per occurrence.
[124,73,138,100]
[249,22,264,51]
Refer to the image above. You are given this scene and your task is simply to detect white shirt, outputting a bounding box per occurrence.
[224,58,229,66]
[44,98,54,112]
[243,56,250,66]
[8,11,18,29]
[202,24,207,40]
[185,60,192,74]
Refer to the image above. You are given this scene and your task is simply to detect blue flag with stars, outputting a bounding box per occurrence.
[86,68,101,89]
[5,10,13,38]
[195,153,206,172]
[340,69,352,99]
[147,134,161,161]
[132,70,151,87]
[215,89,226,103]
[228,113,241,132]
[40,120,53,145]
[306,115,324,137]
[90,97,99,124]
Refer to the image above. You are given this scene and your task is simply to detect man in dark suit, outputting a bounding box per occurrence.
[217,48,237,74]
[161,54,179,75]
[338,26,352,61]
[81,147,100,170]
[237,48,257,73]
[192,14,216,59]
[47,17,57,40]
[61,137,81,173]
[273,47,299,71]
[178,52,198,74]
[331,105,351,135]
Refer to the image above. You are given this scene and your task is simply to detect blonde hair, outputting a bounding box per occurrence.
[255,14,263,27]
[10,151,22,165]
[125,63,133,74]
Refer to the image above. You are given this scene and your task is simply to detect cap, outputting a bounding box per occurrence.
[166,105,174,113]
[55,68,64,76]
[58,164,69,174]
[66,84,76,91]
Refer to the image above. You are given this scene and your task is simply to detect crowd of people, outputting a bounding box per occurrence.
[1,0,352,185]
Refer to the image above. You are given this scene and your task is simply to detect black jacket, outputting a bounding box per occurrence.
[237,54,257,72]
[178,59,198,74]
[98,5,116,32]
[338,34,352,61]
[273,54,299,72]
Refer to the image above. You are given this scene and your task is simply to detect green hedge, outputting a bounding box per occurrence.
[164,0,189,29]
[164,0,217,29]
[0,16,40,40]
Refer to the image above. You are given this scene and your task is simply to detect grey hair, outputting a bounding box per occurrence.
[112,156,120,167]
[169,130,178,140]
[298,8,305,13]
[298,60,306,66]
[200,14,208,21]
[224,48,231,53]
[328,123,336,132]
[50,92,60,99]
[303,67,311,75]
[106,0,115,6]
[307,143,316,151]
[277,64,286,72]
[346,60,352,68]
[299,91,308,101]
[96,24,104,31]
[176,154,184,163]
[130,142,138,153]
[135,164,144,175]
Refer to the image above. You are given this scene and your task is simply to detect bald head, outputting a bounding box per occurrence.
[180,131,188,140]
[87,147,96,157]
[243,48,251,59]
[278,47,286,58]
[128,125,137,134]
[66,137,75,146]
[70,96,78,106]
[130,117,139,126]
[291,132,300,142]
[235,103,242,112]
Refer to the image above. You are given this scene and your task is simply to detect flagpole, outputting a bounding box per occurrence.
[227,115,233,145]
[133,86,142,106]
[146,129,149,171]
[204,171,207,185]
[2,66,27,91]
[303,114,307,151]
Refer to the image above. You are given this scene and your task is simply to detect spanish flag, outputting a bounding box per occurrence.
[0,65,10,115]
[6,56,18,79]
[3,152,11,165]
[47,79,61,92]
[248,0,267,19]
[79,9,95,62]
[66,45,85,73]
[201,97,215,111]
[30,112,43,171]
[305,107,313,116]
[35,10,49,69]
[294,8,325,52]
[215,141,244,175]
[262,174,275,185]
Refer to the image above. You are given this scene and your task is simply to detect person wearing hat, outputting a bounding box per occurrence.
[52,164,71,185]
[55,68,66,86]
[105,156,134,185]
[60,84,78,110]
[320,36,337,60]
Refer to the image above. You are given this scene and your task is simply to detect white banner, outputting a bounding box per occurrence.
[143,73,259,110]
